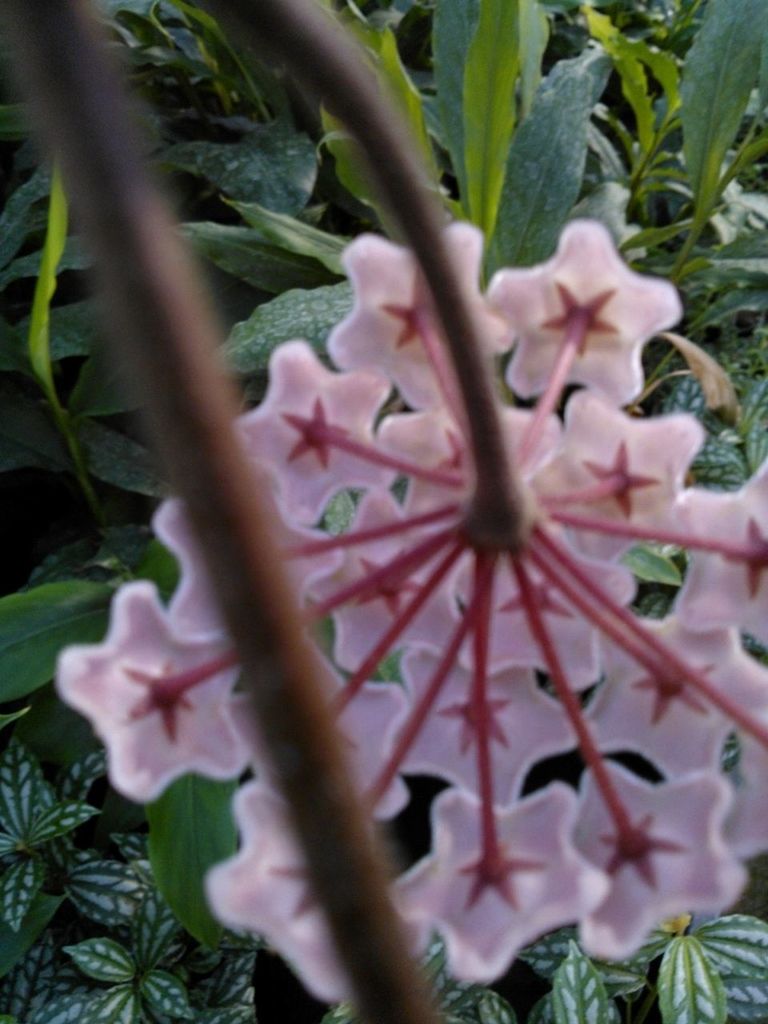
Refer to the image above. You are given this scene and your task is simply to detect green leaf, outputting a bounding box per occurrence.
[131,889,180,972]
[79,420,164,497]
[57,750,107,802]
[0,860,45,932]
[0,892,63,979]
[474,989,517,1023]
[183,222,338,293]
[433,0,480,198]
[585,10,678,154]
[745,421,768,475]
[0,237,89,291]
[0,582,112,702]
[27,166,68,405]
[659,935,727,1024]
[0,169,50,271]
[552,941,612,1024]
[722,976,768,1022]
[0,741,55,839]
[622,545,682,586]
[141,970,194,1019]
[343,15,439,186]
[681,0,768,217]
[82,984,141,1024]
[66,859,148,928]
[462,0,520,238]
[69,350,138,418]
[694,915,768,979]
[0,382,69,474]
[521,926,576,979]
[0,708,29,730]
[224,282,353,374]
[162,122,316,214]
[27,802,98,846]
[692,437,748,492]
[147,775,237,947]
[518,0,549,118]
[64,938,135,983]
[489,50,609,271]
[27,992,92,1024]
[592,959,647,999]
[226,200,346,274]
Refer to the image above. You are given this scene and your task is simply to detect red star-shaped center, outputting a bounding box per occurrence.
[381,302,427,348]
[125,664,193,742]
[439,697,512,755]
[356,557,421,615]
[632,667,710,725]
[461,845,544,909]
[583,441,659,517]
[541,282,618,352]
[601,813,684,887]
[283,398,345,469]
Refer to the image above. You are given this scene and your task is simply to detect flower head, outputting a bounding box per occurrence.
[57,218,768,996]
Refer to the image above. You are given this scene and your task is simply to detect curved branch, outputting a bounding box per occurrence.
[0,1,438,1020]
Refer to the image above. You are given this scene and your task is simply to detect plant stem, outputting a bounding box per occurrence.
[207,0,532,551]
[1,3,440,1021]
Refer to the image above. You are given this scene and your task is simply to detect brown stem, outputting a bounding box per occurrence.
[204,0,531,551]
[1,2,438,1021]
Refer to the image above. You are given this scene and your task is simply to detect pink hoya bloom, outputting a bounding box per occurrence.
[329,222,508,412]
[488,219,682,407]
[56,581,248,802]
[56,217,768,995]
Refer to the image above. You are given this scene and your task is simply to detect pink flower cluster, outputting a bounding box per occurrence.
[57,220,768,998]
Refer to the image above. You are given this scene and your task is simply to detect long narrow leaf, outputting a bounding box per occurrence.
[462,0,520,239]
[27,165,67,401]
[681,0,768,217]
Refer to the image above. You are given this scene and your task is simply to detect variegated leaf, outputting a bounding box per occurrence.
[194,1008,255,1024]
[658,936,727,1024]
[28,803,98,846]
[552,941,612,1024]
[81,984,140,1024]
[694,915,768,979]
[0,858,45,931]
[722,975,768,1021]
[130,889,179,972]
[63,937,134,983]
[0,741,55,840]
[28,992,93,1024]
[65,859,147,927]
[195,951,256,1009]
[140,969,194,1019]
[520,927,577,979]
[57,751,106,802]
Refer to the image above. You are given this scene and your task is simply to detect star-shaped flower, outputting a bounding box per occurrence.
[488,220,682,405]
[56,582,248,803]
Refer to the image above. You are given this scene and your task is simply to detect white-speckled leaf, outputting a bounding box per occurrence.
[63,938,134,983]
[695,915,768,979]
[722,976,768,1022]
[65,860,146,927]
[0,741,55,840]
[552,941,613,1024]
[131,890,179,972]
[28,802,98,846]
[520,927,577,979]
[658,936,727,1024]
[0,858,45,931]
[140,970,194,1019]
[81,984,140,1024]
